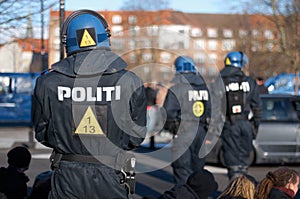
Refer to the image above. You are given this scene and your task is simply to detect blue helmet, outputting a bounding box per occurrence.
[224,51,249,68]
[62,10,111,56]
[174,56,196,73]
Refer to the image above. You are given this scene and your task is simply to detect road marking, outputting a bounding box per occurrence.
[204,165,227,174]
[31,153,51,159]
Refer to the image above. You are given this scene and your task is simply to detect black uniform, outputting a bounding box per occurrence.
[220,66,261,179]
[0,166,29,199]
[163,72,210,185]
[32,48,147,198]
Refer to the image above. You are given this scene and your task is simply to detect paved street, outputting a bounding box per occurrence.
[1,127,299,198]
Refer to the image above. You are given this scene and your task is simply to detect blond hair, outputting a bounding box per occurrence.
[218,175,256,199]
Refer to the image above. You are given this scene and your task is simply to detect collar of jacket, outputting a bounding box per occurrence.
[171,73,205,86]
[220,66,245,78]
[51,47,127,77]
[273,186,295,198]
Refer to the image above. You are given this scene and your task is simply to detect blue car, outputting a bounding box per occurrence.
[0,72,40,127]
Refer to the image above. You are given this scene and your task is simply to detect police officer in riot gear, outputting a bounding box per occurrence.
[220,51,261,180]
[32,10,146,198]
[163,56,211,185]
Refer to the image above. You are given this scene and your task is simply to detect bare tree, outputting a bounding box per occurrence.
[0,0,56,44]
[230,0,300,78]
[120,0,170,11]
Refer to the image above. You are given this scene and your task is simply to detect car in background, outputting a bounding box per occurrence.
[0,72,40,127]
[205,94,300,166]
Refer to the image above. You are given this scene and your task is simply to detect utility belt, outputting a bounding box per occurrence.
[50,151,137,195]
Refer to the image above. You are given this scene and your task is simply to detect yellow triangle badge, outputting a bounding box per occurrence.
[75,106,104,135]
[80,29,96,47]
[225,57,231,65]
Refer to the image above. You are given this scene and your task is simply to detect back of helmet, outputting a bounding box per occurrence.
[62,10,111,56]
[174,56,196,73]
[224,51,249,68]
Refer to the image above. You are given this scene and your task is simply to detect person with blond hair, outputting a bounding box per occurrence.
[255,167,299,199]
[218,174,257,199]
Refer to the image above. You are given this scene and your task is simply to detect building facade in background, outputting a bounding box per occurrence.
[0,38,48,73]
[49,10,278,82]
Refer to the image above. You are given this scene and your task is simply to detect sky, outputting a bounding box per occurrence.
[1,0,235,42]
[63,0,232,14]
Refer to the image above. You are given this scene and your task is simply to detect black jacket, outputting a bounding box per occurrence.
[32,48,147,198]
[269,187,294,199]
[163,72,211,128]
[159,185,200,199]
[32,47,147,155]
[0,166,29,199]
[220,66,262,126]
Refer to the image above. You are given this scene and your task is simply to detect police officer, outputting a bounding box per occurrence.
[220,51,262,180]
[163,56,211,185]
[32,10,147,198]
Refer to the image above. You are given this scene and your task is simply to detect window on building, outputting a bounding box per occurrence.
[223,29,233,38]
[142,39,152,48]
[208,40,218,51]
[54,52,60,63]
[128,15,137,25]
[222,39,236,51]
[159,31,189,50]
[190,28,202,37]
[54,39,60,50]
[251,41,261,51]
[264,30,274,39]
[129,53,137,63]
[239,29,248,38]
[128,40,136,49]
[194,53,206,64]
[160,52,171,63]
[208,53,217,64]
[142,52,153,62]
[194,39,205,50]
[178,29,185,34]
[252,29,260,37]
[128,26,140,36]
[112,15,122,24]
[266,42,274,51]
[110,38,124,50]
[147,25,159,36]
[208,67,218,76]
[111,25,123,36]
[178,41,185,49]
[54,27,60,37]
[207,28,218,38]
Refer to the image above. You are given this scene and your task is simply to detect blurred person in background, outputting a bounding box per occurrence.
[220,51,262,180]
[255,167,299,199]
[163,55,211,185]
[0,145,31,199]
[256,76,269,94]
